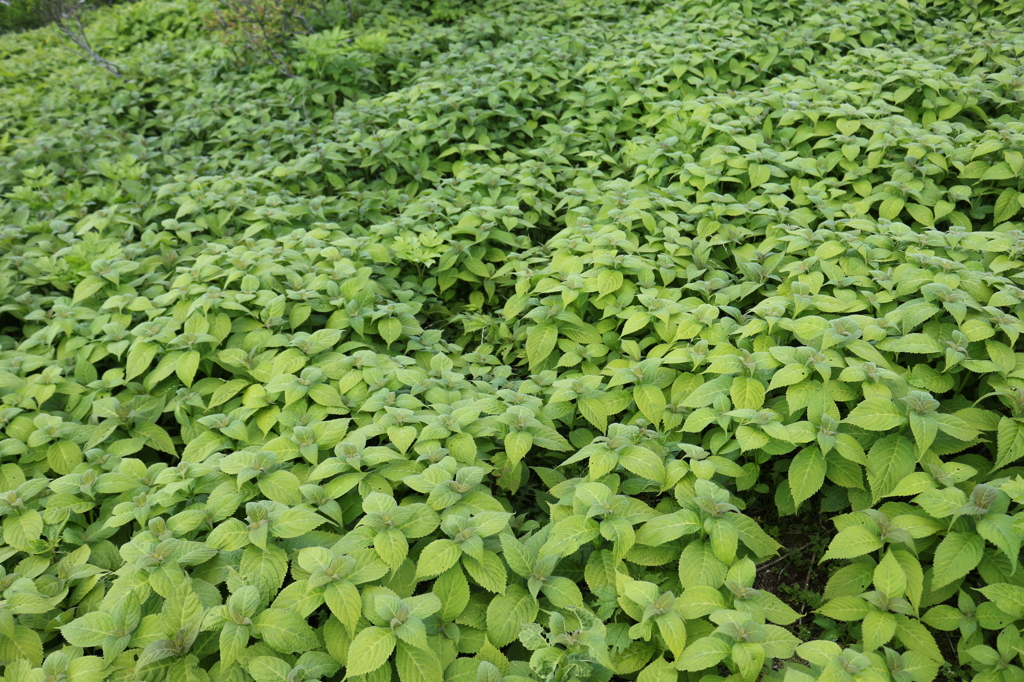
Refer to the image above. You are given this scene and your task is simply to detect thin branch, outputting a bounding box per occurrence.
[56,23,122,76]
[41,0,122,77]
[802,551,817,593]
[292,9,315,36]
[308,0,327,22]
[250,6,293,77]
[755,541,813,571]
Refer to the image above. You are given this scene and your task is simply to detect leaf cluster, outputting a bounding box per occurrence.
[0,0,1024,682]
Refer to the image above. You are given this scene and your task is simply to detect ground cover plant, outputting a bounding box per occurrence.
[2,0,1024,680]
[0,0,132,35]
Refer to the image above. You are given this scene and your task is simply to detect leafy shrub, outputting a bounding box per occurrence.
[208,0,335,76]
[0,0,43,33]
[0,0,132,34]
[401,0,481,23]
[1,0,1024,681]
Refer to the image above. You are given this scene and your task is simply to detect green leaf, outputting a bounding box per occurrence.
[731,641,764,682]
[253,609,319,653]
[978,514,1021,571]
[542,516,599,557]
[346,626,396,677]
[433,566,470,621]
[207,518,249,551]
[395,641,443,682]
[796,640,842,666]
[248,657,291,682]
[462,551,507,593]
[874,550,907,599]
[374,528,409,571]
[682,376,732,408]
[177,349,201,387]
[47,440,82,475]
[219,623,249,669]
[639,657,678,682]
[61,612,115,647]
[486,585,538,647]
[66,657,107,682]
[748,164,771,188]
[0,625,42,667]
[540,576,583,608]
[676,586,725,619]
[73,276,106,304]
[678,540,728,589]
[597,269,623,296]
[136,422,176,455]
[271,508,325,538]
[324,581,362,635]
[393,619,428,650]
[378,317,403,346]
[931,532,984,589]
[978,583,1024,618]
[416,539,462,579]
[126,342,158,380]
[634,384,666,427]
[922,605,964,630]
[526,324,558,370]
[821,525,882,561]
[996,417,1024,469]
[908,412,938,454]
[164,579,202,633]
[733,514,782,558]
[635,510,700,545]
[3,510,42,550]
[878,196,904,220]
[258,469,303,505]
[504,430,532,466]
[769,364,808,390]
[499,533,534,579]
[906,203,934,227]
[788,446,825,507]
[730,377,765,410]
[894,614,943,662]
[846,399,906,431]
[862,610,896,650]
[618,446,666,484]
[817,596,869,621]
[585,549,619,591]
[656,613,687,659]
[866,435,916,502]
[676,636,730,672]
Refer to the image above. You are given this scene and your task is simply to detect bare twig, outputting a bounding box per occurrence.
[40,0,122,76]
[791,550,819,622]
[802,551,817,594]
[755,541,814,571]
[252,7,293,76]
[293,12,314,34]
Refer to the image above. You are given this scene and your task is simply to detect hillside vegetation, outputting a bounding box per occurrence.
[2,0,1024,681]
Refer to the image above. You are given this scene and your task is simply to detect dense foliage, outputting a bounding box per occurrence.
[0,0,129,34]
[0,0,44,33]
[2,0,1024,680]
